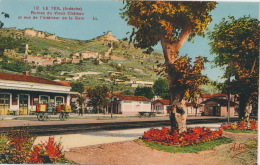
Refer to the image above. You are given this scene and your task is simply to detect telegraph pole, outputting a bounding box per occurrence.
[110,78,116,118]
[227,75,231,123]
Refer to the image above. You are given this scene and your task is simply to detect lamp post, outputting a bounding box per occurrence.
[195,94,199,116]
[110,78,116,118]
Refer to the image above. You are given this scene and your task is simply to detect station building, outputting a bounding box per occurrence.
[0,72,75,115]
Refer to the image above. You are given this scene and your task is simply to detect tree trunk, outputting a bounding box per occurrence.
[165,50,188,133]
[159,26,191,133]
[81,94,85,114]
[239,93,251,122]
[169,99,188,132]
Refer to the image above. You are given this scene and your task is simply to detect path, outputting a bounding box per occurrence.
[64,131,257,165]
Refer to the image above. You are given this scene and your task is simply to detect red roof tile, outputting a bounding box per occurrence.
[0,72,65,86]
[185,102,195,107]
[158,99,170,105]
[201,93,212,98]
[201,98,237,106]
[201,93,227,98]
[114,95,150,102]
[212,93,227,97]
[54,81,71,86]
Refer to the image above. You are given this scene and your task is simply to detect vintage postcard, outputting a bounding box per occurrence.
[0,0,258,164]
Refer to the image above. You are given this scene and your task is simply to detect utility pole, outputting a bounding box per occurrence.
[110,78,116,118]
[227,75,231,123]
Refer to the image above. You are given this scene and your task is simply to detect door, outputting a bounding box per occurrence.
[212,106,220,116]
[0,93,10,115]
[19,94,29,115]
[213,107,217,116]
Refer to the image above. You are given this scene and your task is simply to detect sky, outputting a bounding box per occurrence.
[0,0,259,82]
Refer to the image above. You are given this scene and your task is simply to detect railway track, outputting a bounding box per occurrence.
[0,117,239,136]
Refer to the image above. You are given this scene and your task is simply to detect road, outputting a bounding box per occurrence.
[34,122,224,150]
[0,116,239,136]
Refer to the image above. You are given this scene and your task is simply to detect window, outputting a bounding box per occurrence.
[156,106,161,110]
[55,96,64,106]
[0,93,10,110]
[39,95,50,104]
[19,94,29,109]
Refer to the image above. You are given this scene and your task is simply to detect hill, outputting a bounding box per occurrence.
[0,27,165,92]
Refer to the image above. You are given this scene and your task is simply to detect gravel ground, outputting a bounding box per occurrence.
[64,132,258,165]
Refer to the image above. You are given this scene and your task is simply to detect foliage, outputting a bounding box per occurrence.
[0,129,73,164]
[0,133,10,163]
[221,120,258,131]
[122,1,216,131]
[33,72,57,80]
[26,137,64,164]
[141,137,232,153]
[167,56,209,101]
[142,127,223,147]
[87,85,109,112]
[208,16,259,119]
[153,78,170,99]
[0,36,26,53]
[134,86,155,100]
[1,60,30,72]
[121,89,135,95]
[70,81,85,94]
[121,1,217,49]
[208,16,259,79]
[223,129,257,134]
[0,128,35,164]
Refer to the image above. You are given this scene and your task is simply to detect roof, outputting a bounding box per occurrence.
[114,95,150,102]
[200,98,237,106]
[185,102,195,107]
[201,93,227,98]
[0,72,66,86]
[54,81,71,86]
[154,99,170,105]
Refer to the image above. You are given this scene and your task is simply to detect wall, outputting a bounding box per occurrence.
[0,89,70,115]
[152,102,167,114]
[81,51,99,59]
[24,29,38,37]
[119,101,151,115]
[25,55,55,66]
[220,106,235,117]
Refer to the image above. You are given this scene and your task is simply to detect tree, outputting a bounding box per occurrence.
[153,78,170,99]
[70,81,85,113]
[70,81,84,95]
[0,36,26,55]
[122,1,216,132]
[2,60,30,72]
[87,85,109,114]
[208,16,259,122]
[121,89,134,95]
[134,86,155,100]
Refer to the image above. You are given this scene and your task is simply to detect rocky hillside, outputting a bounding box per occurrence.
[0,28,165,92]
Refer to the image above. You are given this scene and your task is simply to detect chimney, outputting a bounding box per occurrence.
[24,71,30,76]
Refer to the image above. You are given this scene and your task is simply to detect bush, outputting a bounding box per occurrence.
[2,61,30,72]
[0,129,73,164]
[221,120,258,131]
[26,137,64,164]
[0,128,35,164]
[142,127,223,146]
